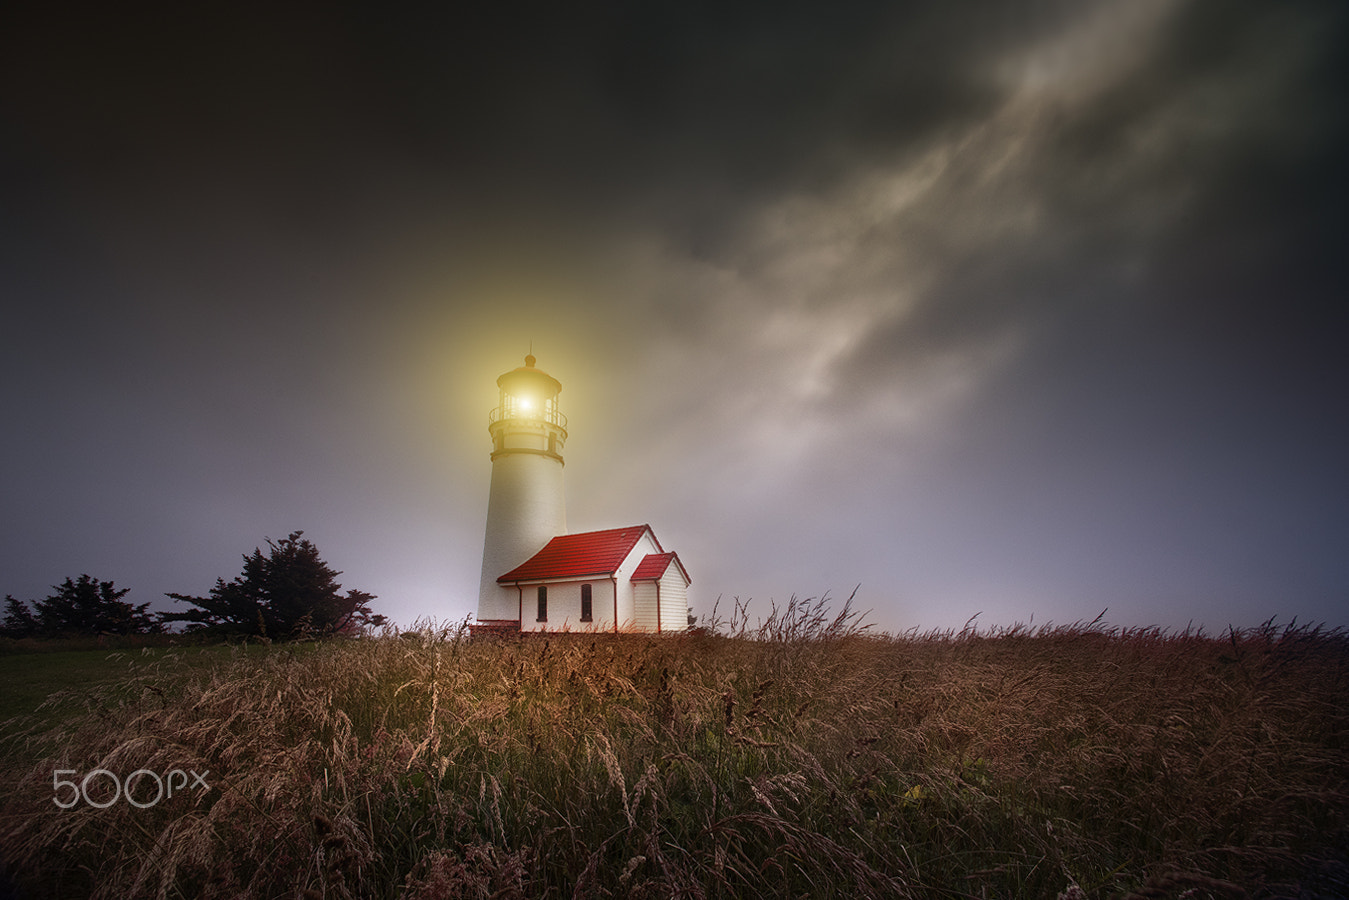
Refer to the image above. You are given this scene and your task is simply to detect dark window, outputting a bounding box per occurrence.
[536,586,547,622]
[548,433,557,454]
[580,584,592,622]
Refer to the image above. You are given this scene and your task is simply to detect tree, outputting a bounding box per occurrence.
[2,595,40,638]
[164,531,383,639]
[4,576,163,637]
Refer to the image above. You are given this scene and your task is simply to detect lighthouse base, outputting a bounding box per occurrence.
[468,619,521,639]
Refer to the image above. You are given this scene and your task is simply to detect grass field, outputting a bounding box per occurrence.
[1,603,1346,899]
[0,642,262,725]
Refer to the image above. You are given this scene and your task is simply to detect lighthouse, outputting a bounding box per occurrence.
[476,353,568,625]
[475,353,691,633]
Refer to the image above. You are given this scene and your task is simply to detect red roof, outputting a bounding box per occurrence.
[631,552,674,581]
[631,551,690,585]
[497,525,659,583]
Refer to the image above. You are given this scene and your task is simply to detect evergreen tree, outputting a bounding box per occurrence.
[2,596,40,638]
[164,531,382,638]
[27,575,163,636]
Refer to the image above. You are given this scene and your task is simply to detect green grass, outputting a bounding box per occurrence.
[0,650,138,723]
[1,606,1346,899]
[0,642,288,726]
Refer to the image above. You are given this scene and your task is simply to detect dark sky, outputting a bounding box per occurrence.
[3,0,1347,633]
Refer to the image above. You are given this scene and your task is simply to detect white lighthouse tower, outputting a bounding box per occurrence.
[475,353,568,625]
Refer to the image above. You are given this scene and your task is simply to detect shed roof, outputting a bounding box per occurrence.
[631,552,691,585]
[497,525,659,583]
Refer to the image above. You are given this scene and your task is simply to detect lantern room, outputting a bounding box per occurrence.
[488,353,567,460]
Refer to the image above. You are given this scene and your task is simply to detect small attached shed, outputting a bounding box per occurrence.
[632,552,692,633]
[497,524,691,633]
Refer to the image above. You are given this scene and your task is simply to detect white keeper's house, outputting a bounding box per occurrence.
[473,354,691,634]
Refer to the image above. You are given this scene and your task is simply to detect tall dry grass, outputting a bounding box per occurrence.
[1,602,1346,899]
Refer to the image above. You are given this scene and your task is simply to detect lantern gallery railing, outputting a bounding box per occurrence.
[489,404,568,431]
